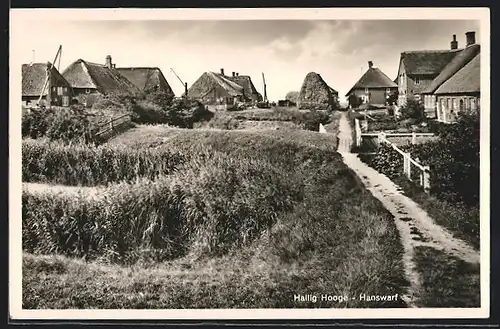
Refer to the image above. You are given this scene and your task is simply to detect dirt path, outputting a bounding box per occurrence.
[336,112,480,308]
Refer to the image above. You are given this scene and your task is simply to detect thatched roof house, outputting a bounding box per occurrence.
[346,61,397,107]
[62,55,141,107]
[117,67,175,97]
[22,62,73,107]
[416,31,480,123]
[435,53,480,95]
[297,72,338,111]
[186,69,262,105]
[422,44,480,95]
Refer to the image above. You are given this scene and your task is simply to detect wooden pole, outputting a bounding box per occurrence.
[404,152,412,179]
[423,166,431,192]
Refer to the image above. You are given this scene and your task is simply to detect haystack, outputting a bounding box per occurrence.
[297,72,335,111]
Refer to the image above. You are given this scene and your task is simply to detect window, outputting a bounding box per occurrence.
[63,87,68,93]
[414,77,420,85]
[52,86,56,92]
[453,98,458,110]
[465,98,470,110]
[57,87,63,96]
[459,99,464,112]
[86,89,91,94]
[471,98,476,110]
[364,88,369,94]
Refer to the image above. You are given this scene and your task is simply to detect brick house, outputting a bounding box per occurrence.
[421,32,480,122]
[433,52,480,123]
[346,61,398,107]
[22,62,73,108]
[62,55,141,107]
[396,36,462,116]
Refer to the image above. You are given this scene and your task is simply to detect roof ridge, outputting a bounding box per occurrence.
[402,49,462,54]
[117,67,160,70]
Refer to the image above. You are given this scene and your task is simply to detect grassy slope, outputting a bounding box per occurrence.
[413,246,480,308]
[23,173,407,309]
[22,123,409,309]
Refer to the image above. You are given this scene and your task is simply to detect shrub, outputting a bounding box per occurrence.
[22,106,98,144]
[294,110,331,131]
[164,98,214,128]
[348,94,363,109]
[364,112,479,206]
[93,93,213,127]
[22,139,187,186]
[399,99,426,122]
[144,89,175,108]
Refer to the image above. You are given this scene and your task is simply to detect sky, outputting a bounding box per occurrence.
[12,13,481,103]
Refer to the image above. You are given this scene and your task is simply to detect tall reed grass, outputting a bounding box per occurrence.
[22,139,187,186]
[22,150,304,262]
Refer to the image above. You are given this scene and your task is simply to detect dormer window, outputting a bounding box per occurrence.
[414,77,421,85]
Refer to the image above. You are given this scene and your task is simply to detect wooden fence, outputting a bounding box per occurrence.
[93,114,131,139]
[355,118,435,146]
[378,132,431,193]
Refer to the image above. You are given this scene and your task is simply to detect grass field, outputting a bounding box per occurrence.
[413,246,480,308]
[22,121,410,309]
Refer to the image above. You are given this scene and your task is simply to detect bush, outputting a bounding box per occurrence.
[22,139,187,186]
[294,110,331,131]
[93,93,213,128]
[22,106,98,144]
[164,98,214,128]
[364,112,479,206]
[400,99,426,122]
[144,89,175,108]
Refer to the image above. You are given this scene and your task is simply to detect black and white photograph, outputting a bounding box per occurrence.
[9,8,490,320]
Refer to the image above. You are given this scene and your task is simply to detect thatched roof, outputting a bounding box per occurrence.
[435,53,480,95]
[297,72,336,110]
[117,67,174,96]
[227,75,262,101]
[400,49,460,76]
[22,62,72,97]
[186,71,243,99]
[422,44,480,94]
[62,59,141,95]
[346,66,397,96]
[329,86,338,95]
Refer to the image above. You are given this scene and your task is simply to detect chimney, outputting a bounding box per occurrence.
[450,34,458,50]
[368,61,373,69]
[220,68,225,76]
[466,31,476,47]
[106,55,113,69]
[232,71,235,77]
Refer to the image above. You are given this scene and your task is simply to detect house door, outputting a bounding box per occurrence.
[62,96,70,107]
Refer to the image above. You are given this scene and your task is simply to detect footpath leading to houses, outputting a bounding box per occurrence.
[336,112,480,308]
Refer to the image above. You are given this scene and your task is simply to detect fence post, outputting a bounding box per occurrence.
[423,166,431,193]
[412,131,416,145]
[404,152,411,179]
